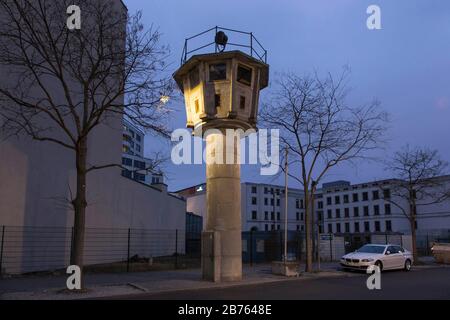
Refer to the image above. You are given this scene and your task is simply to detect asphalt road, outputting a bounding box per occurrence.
[117,267,450,300]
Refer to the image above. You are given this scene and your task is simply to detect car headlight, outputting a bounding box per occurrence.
[361,258,374,262]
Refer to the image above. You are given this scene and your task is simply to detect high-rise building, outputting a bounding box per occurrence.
[121,119,164,186]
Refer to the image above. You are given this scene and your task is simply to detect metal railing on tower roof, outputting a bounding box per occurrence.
[180,26,267,66]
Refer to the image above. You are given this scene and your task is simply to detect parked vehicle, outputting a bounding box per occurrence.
[340,244,413,272]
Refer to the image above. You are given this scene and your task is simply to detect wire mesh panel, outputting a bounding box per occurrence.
[0,226,71,274]
[0,226,191,275]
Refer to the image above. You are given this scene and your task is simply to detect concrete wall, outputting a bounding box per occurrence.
[0,0,186,273]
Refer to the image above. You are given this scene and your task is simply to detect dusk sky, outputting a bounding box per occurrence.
[124,0,450,192]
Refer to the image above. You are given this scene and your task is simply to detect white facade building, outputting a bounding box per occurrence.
[122,119,164,186]
[179,177,450,234]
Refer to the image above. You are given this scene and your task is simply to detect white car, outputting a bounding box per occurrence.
[340,244,413,272]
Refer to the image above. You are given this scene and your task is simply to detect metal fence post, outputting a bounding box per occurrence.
[0,226,5,275]
[330,237,333,261]
[175,229,178,269]
[279,231,283,261]
[126,228,131,272]
[249,230,253,267]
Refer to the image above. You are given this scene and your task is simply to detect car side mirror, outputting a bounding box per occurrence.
[385,251,391,255]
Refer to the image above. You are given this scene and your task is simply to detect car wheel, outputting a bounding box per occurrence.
[375,260,383,272]
[404,259,412,272]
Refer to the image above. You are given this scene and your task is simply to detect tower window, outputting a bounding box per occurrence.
[237,64,252,86]
[215,94,221,109]
[189,66,200,89]
[209,63,227,81]
[240,96,246,110]
[194,100,200,113]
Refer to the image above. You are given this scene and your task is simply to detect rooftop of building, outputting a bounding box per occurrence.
[175,174,450,198]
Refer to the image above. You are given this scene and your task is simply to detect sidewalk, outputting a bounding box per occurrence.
[0,262,346,300]
[2,259,442,300]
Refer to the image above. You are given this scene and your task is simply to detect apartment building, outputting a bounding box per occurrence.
[179,177,450,234]
[178,182,309,232]
[121,119,164,186]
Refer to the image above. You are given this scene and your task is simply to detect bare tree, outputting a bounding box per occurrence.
[0,0,173,287]
[261,69,388,272]
[383,145,450,261]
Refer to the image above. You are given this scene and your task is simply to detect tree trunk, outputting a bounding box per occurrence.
[304,189,313,272]
[70,137,88,289]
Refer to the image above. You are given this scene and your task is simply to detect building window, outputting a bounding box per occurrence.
[240,96,246,110]
[344,208,350,218]
[122,157,132,166]
[252,211,257,220]
[364,221,370,232]
[276,199,280,207]
[354,222,360,233]
[327,197,332,205]
[264,198,268,206]
[336,208,341,218]
[345,223,350,233]
[271,224,275,231]
[134,160,146,170]
[136,135,142,143]
[277,212,281,221]
[363,206,369,216]
[343,194,349,204]
[374,205,380,216]
[215,94,221,109]
[296,199,300,209]
[362,192,369,201]
[264,212,268,220]
[296,212,300,221]
[335,196,340,205]
[265,224,269,231]
[237,64,252,86]
[375,221,381,232]
[336,223,341,233]
[277,225,281,230]
[264,187,268,194]
[194,99,200,113]
[301,225,305,232]
[383,189,391,199]
[353,207,359,217]
[133,172,145,182]
[209,63,227,81]
[270,198,274,206]
[327,209,332,219]
[352,193,359,202]
[328,224,333,233]
[372,190,379,200]
[251,186,257,194]
[271,212,275,220]
[189,66,200,88]
[296,225,300,231]
[386,220,392,231]
[301,212,304,221]
[152,177,160,184]
[252,197,257,205]
[385,204,391,215]
[121,169,132,179]
[318,201,323,209]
